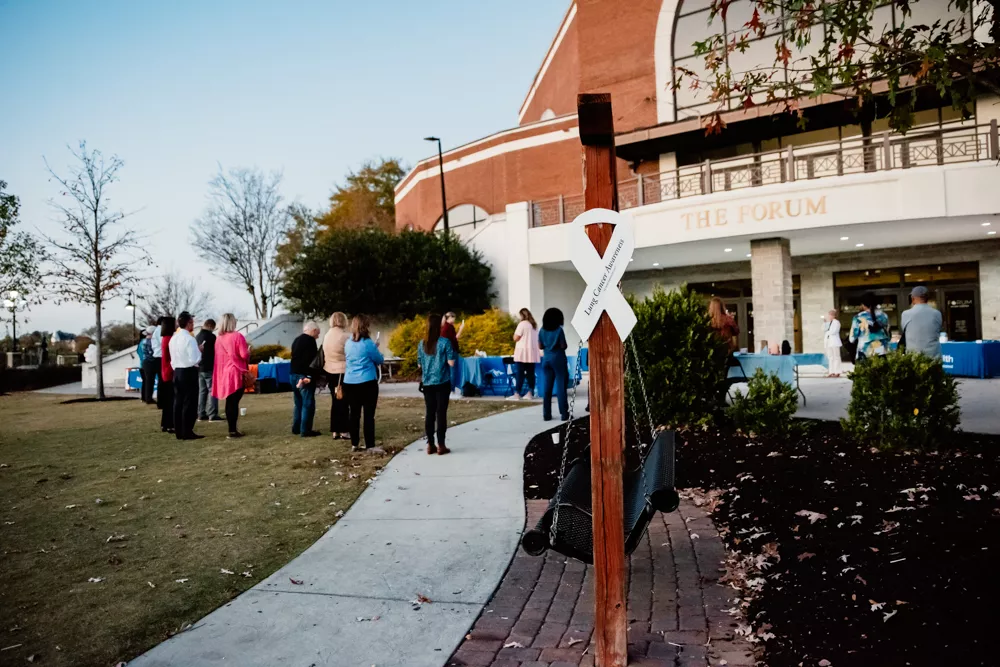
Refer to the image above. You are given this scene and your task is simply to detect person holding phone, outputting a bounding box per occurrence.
[441,312,463,355]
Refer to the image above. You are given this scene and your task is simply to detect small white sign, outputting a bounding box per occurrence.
[569,208,637,342]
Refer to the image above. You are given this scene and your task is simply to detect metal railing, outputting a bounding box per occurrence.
[529,120,1000,227]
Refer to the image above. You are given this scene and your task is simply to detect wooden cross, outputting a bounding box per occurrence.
[578,92,628,667]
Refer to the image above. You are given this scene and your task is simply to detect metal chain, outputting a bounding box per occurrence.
[623,343,647,455]
[628,336,656,442]
[549,351,581,547]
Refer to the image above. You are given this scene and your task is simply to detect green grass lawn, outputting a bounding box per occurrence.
[0,391,507,667]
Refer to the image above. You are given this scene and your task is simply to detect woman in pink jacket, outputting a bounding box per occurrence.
[212,313,250,438]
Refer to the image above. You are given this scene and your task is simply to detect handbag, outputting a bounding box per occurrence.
[335,374,344,400]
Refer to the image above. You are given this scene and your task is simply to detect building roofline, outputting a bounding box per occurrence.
[516,2,578,124]
[395,113,579,196]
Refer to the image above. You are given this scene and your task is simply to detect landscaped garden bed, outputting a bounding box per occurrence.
[524,418,1000,666]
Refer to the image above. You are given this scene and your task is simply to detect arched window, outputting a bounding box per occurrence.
[434,204,490,241]
[670,0,973,119]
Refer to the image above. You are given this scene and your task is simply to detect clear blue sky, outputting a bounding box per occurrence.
[0,0,568,335]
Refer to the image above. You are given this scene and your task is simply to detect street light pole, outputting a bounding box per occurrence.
[3,290,28,353]
[125,291,136,344]
[424,136,449,232]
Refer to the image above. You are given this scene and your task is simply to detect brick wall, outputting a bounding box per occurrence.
[519,11,581,125]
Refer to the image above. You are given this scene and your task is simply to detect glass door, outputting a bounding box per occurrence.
[942,289,978,341]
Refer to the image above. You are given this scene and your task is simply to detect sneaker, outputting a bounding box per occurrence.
[197,418,208,422]
[228,431,244,439]
[208,417,224,422]
[506,394,521,401]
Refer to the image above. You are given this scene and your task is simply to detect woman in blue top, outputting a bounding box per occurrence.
[343,314,385,451]
[418,313,457,455]
[538,308,570,421]
[849,293,891,364]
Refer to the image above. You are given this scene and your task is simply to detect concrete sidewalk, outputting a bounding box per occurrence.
[129,406,552,667]
[794,376,1000,434]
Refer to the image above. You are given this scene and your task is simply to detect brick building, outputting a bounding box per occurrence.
[395,0,1000,353]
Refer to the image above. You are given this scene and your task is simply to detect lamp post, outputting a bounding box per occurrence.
[424,136,449,233]
[125,291,136,344]
[3,290,28,352]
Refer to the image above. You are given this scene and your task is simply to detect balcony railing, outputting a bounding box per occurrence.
[530,120,1000,227]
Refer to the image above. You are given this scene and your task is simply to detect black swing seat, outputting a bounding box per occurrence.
[521,429,679,564]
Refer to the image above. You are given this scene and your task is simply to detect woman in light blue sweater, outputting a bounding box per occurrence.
[343,314,384,451]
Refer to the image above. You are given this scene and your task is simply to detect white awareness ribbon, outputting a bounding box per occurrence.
[569,208,637,342]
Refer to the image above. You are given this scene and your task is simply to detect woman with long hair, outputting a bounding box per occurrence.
[157,315,176,434]
[322,311,351,439]
[849,293,890,363]
[509,308,540,400]
[212,313,250,438]
[538,308,570,421]
[343,314,384,451]
[708,297,740,352]
[418,313,457,455]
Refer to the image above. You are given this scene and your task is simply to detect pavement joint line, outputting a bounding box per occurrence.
[253,588,484,606]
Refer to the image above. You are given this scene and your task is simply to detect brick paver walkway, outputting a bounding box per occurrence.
[448,498,754,667]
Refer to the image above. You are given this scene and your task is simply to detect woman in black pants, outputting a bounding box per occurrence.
[157,316,176,433]
[342,314,384,451]
[418,314,458,455]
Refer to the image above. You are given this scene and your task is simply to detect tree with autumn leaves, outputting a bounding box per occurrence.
[675,0,999,134]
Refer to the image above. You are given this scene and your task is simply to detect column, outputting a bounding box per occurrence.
[980,252,1000,340]
[799,270,835,353]
[505,202,545,317]
[750,238,795,351]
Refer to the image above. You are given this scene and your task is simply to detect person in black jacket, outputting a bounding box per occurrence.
[196,319,220,421]
[290,321,321,437]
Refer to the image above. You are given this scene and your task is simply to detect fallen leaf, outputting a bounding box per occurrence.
[883,610,898,622]
[220,569,234,575]
[147,581,156,588]
[818,661,832,667]
[290,578,304,585]
[567,637,584,646]
[503,641,525,649]
[175,578,189,583]
[88,577,103,583]
[795,510,827,524]
[65,504,77,509]
[797,552,815,561]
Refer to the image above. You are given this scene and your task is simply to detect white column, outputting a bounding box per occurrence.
[505,202,545,317]
[750,238,795,350]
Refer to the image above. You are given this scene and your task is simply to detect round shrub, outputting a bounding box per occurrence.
[387,316,426,377]
[460,309,517,357]
[628,285,729,428]
[843,352,960,451]
[725,368,801,437]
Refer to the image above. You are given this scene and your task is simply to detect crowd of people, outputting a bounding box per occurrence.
[707,285,943,378]
[132,305,580,454]
[137,312,249,439]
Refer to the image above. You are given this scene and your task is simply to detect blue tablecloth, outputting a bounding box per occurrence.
[127,368,142,390]
[942,341,1000,378]
[454,355,581,393]
[257,361,292,386]
[728,353,827,385]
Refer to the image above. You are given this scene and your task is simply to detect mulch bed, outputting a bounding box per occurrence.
[524,418,1000,667]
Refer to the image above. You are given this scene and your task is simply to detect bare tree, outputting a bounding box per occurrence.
[44,142,149,400]
[191,167,290,319]
[139,271,214,324]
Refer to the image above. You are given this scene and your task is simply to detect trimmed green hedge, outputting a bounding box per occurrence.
[843,352,960,451]
[726,368,802,437]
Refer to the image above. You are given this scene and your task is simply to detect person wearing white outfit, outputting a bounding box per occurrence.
[823,309,843,377]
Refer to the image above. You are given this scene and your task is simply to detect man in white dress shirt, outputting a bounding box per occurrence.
[169,311,204,441]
